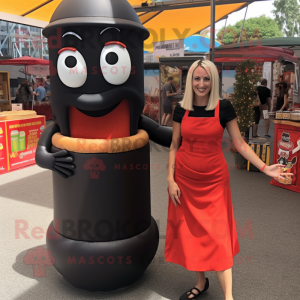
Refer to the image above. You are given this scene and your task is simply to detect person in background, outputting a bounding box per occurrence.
[275,83,288,111]
[161,77,178,126]
[45,75,51,101]
[45,76,51,93]
[33,82,46,102]
[255,79,272,138]
[253,102,261,138]
[17,79,32,106]
[171,81,177,94]
[28,82,34,108]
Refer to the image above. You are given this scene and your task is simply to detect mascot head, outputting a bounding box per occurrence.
[43,0,149,139]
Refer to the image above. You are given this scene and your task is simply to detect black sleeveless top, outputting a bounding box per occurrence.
[173,99,237,128]
[276,94,287,111]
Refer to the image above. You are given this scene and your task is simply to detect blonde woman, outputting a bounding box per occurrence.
[165,59,292,300]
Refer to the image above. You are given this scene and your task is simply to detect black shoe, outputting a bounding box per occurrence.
[265,134,271,137]
[179,278,209,300]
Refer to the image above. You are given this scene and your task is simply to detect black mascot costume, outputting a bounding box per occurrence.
[36,0,172,292]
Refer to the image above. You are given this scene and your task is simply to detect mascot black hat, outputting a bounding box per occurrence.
[43,0,149,39]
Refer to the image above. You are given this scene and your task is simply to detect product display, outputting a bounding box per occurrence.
[36,0,172,292]
[269,112,275,119]
[282,111,291,120]
[271,122,300,193]
[276,111,283,119]
[0,110,37,120]
[290,111,300,121]
[0,116,45,173]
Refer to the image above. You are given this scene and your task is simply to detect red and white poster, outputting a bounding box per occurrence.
[271,127,300,193]
[0,122,8,173]
[0,116,45,174]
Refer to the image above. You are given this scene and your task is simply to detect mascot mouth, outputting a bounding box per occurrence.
[77,101,120,117]
[69,98,130,139]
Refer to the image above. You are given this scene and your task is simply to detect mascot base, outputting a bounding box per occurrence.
[46,217,159,292]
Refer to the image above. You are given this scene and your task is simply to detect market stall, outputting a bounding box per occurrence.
[0,56,52,119]
[0,111,45,174]
[270,117,300,193]
[214,46,300,110]
[145,47,300,128]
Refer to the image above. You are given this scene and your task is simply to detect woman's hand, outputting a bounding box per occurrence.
[168,180,181,207]
[263,164,293,180]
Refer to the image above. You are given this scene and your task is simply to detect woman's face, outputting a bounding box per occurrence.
[192,66,211,98]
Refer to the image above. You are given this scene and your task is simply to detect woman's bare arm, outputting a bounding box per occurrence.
[226,118,266,170]
[167,121,181,183]
[226,118,292,179]
[167,121,182,206]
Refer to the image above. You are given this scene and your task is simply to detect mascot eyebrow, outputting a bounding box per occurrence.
[100,27,120,35]
[62,32,82,40]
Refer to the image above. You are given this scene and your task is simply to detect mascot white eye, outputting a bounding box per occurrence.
[100,41,131,85]
[57,47,87,88]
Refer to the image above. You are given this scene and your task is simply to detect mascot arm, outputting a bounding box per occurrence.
[35,122,75,178]
[138,115,172,148]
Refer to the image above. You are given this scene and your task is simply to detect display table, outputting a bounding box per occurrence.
[25,103,53,121]
[0,115,45,174]
[270,120,300,193]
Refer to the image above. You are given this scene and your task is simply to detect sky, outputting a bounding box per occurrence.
[215,0,275,29]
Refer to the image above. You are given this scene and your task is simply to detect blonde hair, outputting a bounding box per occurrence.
[179,59,220,111]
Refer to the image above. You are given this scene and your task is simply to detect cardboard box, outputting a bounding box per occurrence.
[11,104,23,111]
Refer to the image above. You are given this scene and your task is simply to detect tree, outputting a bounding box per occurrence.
[217,15,283,44]
[231,59,262,135]
[272,0,300,37]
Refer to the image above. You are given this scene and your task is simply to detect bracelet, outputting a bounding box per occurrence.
[260,164,267,172]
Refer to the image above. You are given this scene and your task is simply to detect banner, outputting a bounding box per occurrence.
[0,116,45,173]
[153,39,184,62]
[215,57,275,63]
[263,62,272,89]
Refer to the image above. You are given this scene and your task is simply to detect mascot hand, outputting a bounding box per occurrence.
[36,147,75,178]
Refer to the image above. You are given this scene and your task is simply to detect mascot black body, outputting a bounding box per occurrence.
[36,0,172,292]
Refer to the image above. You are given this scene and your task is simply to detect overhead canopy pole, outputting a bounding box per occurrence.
[210,0,216,62]
[221,16,229,43]
[238,5,249,44]
[133,0,269,12]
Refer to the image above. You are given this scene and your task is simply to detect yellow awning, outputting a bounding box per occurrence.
[139,3,247,51]
[0,0,248,51]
